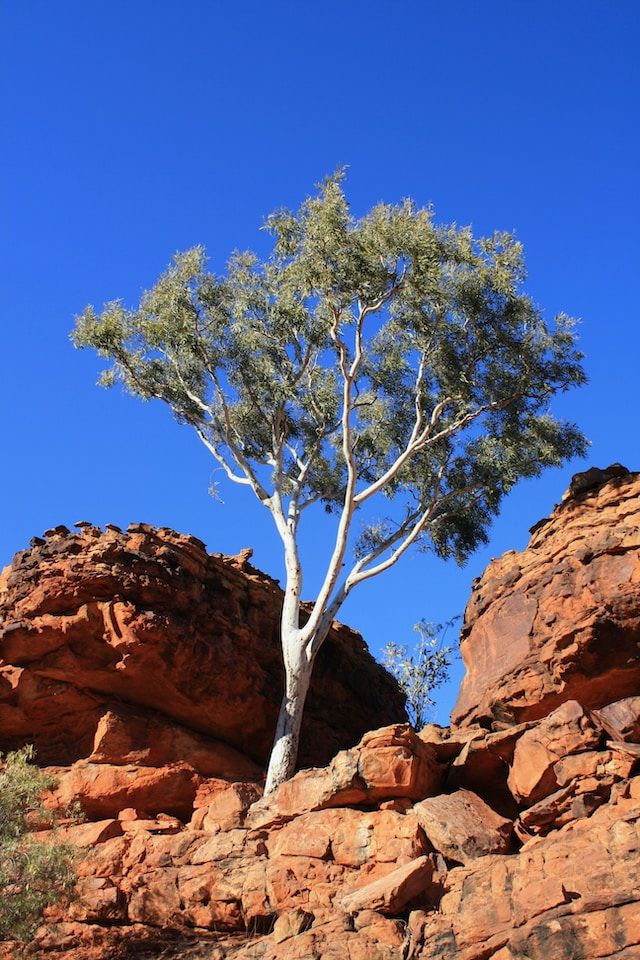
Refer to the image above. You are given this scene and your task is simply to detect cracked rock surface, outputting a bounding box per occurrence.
[1,468,639,959]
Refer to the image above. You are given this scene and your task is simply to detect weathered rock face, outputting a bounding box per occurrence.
[1,468,639,960]
[0,523,406,779]
[453,466,640,728]
[13,705,640,960]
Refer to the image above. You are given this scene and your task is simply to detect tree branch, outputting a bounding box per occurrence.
[161,347,273,504]
[301,306,365,644]
[194,428,254,487]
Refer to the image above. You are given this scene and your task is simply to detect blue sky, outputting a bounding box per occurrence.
[1,1,639,724]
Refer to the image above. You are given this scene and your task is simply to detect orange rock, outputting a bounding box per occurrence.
[267,807,425,867]
[65,875,126,924]
[272,908,313,943]
[408,792,640,958]
[515,748,637,838]
[553,747,636,787]
[593,695,640,742]
[507,700,601,805]
[4,473,640,960]
[453,468,640,727]
[121,817,182,835]
[58,819,123,847]
[418,723,486,763]
[357,726,442,800]
[90,707,263,781]
[117,807,150,820]
[413,789,512,862]
[378,798,412,812]
[44,760,200,819]
[0,524,405,770]
[247,724,441,829]
[446,721,535,818]
[201,782,263,833]
[32,818,125,848]
[235,915,403,960]
[127,867,182,926]
[265,854,346,915]
[339,855,436,915]
[192,776,235,808]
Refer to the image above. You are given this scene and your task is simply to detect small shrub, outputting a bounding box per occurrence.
[0,746,77,944]
[383,618,459,729]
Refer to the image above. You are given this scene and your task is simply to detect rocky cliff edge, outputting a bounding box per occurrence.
[0,468,639,959]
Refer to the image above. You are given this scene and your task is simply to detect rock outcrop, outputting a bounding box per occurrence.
[13,703,640,960]
[0,522,406,784]
[453,465,640,727]
[1,467,639,960]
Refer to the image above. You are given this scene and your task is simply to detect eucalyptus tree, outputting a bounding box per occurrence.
[72,173,586,793]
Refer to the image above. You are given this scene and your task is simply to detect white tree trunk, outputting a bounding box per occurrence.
[264,639,313,794]
[263,514,341,795]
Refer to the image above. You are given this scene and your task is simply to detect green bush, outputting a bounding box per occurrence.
[0,746,77,944]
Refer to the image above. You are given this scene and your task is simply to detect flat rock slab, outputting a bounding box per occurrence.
[507,700,601,805]
[340,855,435,915]
[414,788,512,862]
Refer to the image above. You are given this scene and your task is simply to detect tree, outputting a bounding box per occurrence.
[72,172,586,793]
[0,747,77,944]
[383,618,458,730]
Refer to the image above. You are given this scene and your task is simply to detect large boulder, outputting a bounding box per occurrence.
[0,523,406,772]
[453,466,640,727]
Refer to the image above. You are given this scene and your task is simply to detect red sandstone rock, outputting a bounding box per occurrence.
[44,760,200,819]
[507,700,602,805]
[46,819,124,847]
[90,707,263,781]
[553,746,637,787]
[408,790,640,960]
[3,470,640,960]
[116,807,149,820]
[445,721,535,818]
[120,817,183,835]
[418,723,486,763]
[339,855,435,915]
[11,746,640,960]
[272,908,313,943]
[238,916,405,960]
[453,468,640,727]
[200,781,263,833]
[593,695,640,742]
[246,724,442,829]
[267,807,426,867]
[413,789,513,862]
[514,748,637,839]
[0,524,405,771]
[192,777,237,809]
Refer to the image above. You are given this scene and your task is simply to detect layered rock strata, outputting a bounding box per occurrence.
[0,522,406,781]
[453,465,640,727]
[10,704,640,960]
[1,467,639,959]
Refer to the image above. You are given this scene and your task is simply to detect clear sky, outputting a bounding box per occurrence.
[1,1,639,724]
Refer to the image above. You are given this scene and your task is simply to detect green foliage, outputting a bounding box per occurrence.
[383,619,459,729]
[0,747,77,944]
[72,171,587,569]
